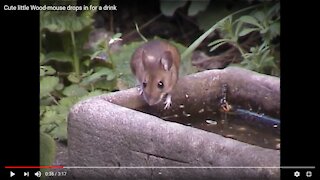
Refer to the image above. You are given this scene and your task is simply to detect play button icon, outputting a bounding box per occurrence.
[10,171,15,177]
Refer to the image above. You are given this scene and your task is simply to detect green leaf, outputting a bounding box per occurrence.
[41,12,93,32]
[238,15,262,28]
[83,59,90,67]
[40,68,45,77]
[40,123,56,134]
[40,76,59,98]
[80,68,114,86]
[40,133,56,166]
[90,50,106,60]
[239,28,259,37]
[79,90,105,101]
[62,84,88,97]
[112,33,122,39]
[253,11,265,23]
[55,83,64,91]
[50,121,67,140]
[234,21,243,37]
[269,21,280,38]
[57,96,80,115]
[40,110,58,125]
[188,0,210,16]
[260,28,268,34]
[68,73,81,83]
[81,69,94,78]
[208,38,229,47]
[106,72,116,81]
[160,0,187,16]
[45,51,73,63]
[59,96,79,108]
[92,78,117,91]
[40,96,57,106]
[40,65,56,75]
[40,53,45,65]
[209,41,229,52]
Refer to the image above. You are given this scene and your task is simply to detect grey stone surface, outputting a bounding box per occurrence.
[68,67,280,179]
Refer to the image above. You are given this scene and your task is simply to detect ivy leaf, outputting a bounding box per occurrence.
[40,76,59,98]
[62,84,88,97]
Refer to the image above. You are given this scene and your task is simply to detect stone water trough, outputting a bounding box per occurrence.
[68,67,280,179]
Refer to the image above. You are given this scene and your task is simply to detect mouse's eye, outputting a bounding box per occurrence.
[142,82,147,88]
[158,81,164,89]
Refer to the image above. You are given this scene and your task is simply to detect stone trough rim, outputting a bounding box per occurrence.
[68,67,280,179]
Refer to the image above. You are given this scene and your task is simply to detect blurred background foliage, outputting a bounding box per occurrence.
[40,0,279,167]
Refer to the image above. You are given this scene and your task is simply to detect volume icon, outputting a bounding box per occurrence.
[35,171,41,177]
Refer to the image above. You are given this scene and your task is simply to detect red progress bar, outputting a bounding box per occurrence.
[5,166,64,169]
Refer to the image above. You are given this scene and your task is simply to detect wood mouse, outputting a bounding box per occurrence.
[130,40,180,109]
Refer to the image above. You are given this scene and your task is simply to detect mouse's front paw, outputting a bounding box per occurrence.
[164,94,172,109]
[136,85,143,95]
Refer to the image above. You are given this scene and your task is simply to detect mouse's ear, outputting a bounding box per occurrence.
[141,50,147,68]
[160,51,173,71]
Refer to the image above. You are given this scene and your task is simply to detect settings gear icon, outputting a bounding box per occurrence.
[294,171,300,177]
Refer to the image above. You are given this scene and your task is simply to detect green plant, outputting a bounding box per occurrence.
[181,3,262,60]
[209,2,280,75]
[39,2,117,141]
[181,2,280,76]
[240,42,279,75]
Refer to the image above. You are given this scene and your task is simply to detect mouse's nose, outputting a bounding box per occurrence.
[143,94,161,106]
